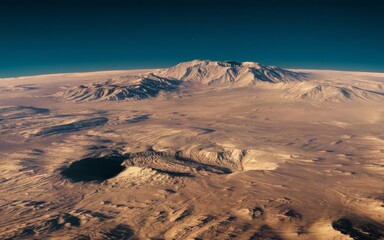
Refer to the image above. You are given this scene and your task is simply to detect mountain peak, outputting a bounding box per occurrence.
[157,60,306,85]
[174,59,265,68]
[58,60,309,102]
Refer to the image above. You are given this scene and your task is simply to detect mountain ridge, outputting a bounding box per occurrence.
[156,60,307,85]
[56,60,384,102]
[58,60,308,102]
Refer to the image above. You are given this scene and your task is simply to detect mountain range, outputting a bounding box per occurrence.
[58,60,384,102]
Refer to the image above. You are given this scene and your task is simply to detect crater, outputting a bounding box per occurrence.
[61,155,126,182]
[332,217,384,240]
[60,149,233,183]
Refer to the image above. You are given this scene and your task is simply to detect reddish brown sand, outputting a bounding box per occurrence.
[0,61,383,239]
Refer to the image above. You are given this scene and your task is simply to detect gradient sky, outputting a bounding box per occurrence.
[1,0,384,77]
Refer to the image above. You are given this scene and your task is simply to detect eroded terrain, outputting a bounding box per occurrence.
[0,61,383,239]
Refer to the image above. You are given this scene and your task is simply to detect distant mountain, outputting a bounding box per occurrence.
[57,60,384,102]
[58,74,181,102]
[157,60,307,85]
[58,60,307,102]
[284,82,384,102]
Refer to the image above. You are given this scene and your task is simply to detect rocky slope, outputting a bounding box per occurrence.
[283,82,384,102]
[57,60,384,102]
[57,60,308,102]
[156,60,307,85]
[58,74,181,102]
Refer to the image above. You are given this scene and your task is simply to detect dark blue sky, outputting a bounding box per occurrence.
[1,0,384,77]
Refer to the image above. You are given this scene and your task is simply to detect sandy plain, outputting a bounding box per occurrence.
[0,61,383,239]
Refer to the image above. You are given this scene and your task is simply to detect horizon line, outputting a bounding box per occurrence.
[1,62,384,79]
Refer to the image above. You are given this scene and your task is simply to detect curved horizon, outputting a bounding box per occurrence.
[2,59,384,79]
[1,0,384,78]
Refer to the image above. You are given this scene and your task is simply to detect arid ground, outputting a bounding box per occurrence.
[0,61,383,239]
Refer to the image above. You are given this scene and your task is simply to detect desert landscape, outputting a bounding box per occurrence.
[0,60,383,239]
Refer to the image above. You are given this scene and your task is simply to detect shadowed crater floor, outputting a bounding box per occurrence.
[61,155,126,182]
[332,217,384,240]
